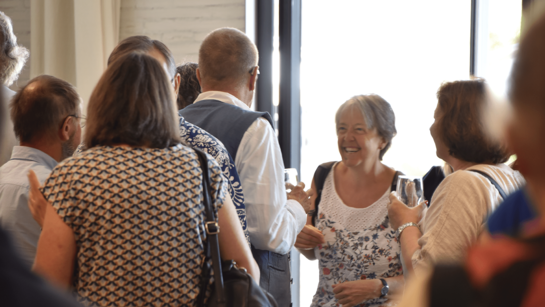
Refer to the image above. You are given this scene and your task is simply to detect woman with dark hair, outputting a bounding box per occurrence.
[296,95,405,307]
[30,53,258,306]
[388,79,524,276]
[176,62,201,110]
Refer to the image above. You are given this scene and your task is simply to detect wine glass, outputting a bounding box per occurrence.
[284,168,299,192]
[396,176,424,208]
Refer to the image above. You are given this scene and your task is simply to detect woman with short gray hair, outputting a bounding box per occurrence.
[296,94,404,307]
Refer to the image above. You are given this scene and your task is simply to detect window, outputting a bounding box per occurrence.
[299,1,472,304]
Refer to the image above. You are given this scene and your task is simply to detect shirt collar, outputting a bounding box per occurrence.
[10,146,58,170]
[194,91,250,110]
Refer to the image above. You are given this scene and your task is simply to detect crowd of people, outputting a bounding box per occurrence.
[0,7,544,307]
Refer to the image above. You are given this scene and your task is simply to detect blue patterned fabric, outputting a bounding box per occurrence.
[178,116,249,243]
[42,145,227,306]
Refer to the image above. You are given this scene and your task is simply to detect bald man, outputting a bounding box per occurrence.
[180,27,308,306]
[0,82,82,307]
[0,75,82,267]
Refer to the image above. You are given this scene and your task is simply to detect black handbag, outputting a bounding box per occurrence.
[194,149,278,307]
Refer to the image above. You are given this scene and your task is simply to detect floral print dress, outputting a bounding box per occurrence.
[311,164,403,307]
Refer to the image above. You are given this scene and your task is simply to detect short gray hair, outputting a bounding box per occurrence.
[335,94,397,160]
[199,28,258,87]
[0,11,29,86]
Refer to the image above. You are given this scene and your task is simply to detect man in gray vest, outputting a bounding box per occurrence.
[181,27,309,306]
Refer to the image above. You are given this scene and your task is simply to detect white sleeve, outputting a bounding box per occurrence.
[235,117,306,254]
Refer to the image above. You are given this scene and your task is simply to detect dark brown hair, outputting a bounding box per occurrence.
[84,53,180,149]
[199,28,258,86]
[108,35,176,79]
[176,62,201,110]
[436,79,509,164]
[10,75,79,143]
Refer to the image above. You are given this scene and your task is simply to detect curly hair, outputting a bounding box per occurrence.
[176,62,200,110]
[0,11,29,86]
[437,79,509,164]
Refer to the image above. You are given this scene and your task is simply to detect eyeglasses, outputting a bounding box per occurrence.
[249,66,260,76]
[67,114,86,128]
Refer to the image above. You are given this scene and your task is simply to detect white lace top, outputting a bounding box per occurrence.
[311,163,403,307]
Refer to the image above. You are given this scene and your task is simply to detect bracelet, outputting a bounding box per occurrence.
[396,222,420,239]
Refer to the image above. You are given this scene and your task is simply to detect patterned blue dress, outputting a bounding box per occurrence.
[74,117,249,244]
[42,145,227,306]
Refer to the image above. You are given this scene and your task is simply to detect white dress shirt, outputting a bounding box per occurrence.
[0,146,58,267]
[194,91,306,254]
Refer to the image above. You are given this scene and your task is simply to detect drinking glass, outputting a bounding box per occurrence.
[396,176,424,207]
[284,168,299,192]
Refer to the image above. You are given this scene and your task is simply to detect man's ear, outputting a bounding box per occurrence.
[59,116,74,142]
[196,68,202,86]
[173,73,181,95]
[249,68,258,92]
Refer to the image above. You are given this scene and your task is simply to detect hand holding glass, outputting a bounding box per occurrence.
[396,176,423,208]
[284,168,299,192]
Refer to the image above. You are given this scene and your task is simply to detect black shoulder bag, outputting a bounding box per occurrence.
[194,149,278,307]
[310,161,401,226]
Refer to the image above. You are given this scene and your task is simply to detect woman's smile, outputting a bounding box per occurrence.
[342,146,361,153]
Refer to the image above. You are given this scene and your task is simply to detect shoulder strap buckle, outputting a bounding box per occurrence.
[206,221,220,235]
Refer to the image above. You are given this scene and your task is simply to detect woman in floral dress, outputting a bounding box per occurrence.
[296,95,404,307]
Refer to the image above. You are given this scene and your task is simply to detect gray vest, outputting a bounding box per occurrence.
[180,99,273,161]
[180,99,291,307]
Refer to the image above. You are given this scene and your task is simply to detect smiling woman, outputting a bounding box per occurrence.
[336,95,397,165]
[295,95,405,307]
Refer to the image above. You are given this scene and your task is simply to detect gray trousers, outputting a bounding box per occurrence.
[251,246,291,307]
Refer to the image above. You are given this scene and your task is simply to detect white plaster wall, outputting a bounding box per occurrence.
[0,0,31,90]
[0,0,246,92]
[120,0,246,64]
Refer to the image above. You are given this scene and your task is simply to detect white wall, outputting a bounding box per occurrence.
[120,0,245,64]
[0,0,246,91]
[0,0,31,90]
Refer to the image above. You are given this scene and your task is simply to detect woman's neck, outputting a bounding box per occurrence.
[446,157,479,172]
[343,158,389,185]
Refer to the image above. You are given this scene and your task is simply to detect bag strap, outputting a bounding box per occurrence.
[311,163,401,226]
[390,171,401,192]
[195,149,226,307]
[469,170,507,200]
[311,162,336,226]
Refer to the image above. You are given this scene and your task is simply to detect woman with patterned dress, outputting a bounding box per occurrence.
[30,53,258,306]
[296,95,404,307]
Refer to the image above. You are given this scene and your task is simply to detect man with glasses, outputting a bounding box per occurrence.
[181,27,310,306]
[0,75,82,267]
